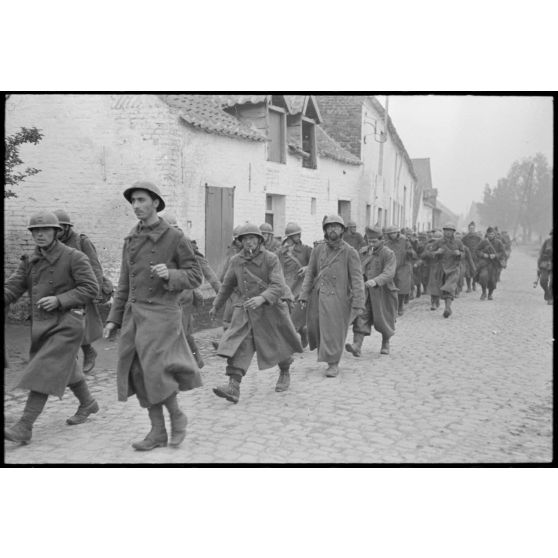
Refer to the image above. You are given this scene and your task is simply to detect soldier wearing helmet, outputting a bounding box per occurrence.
[104,181,203,451]
[277,222,313,348]
[384,225,417,317]
[475,226,506,301]
[537,229,553,304]
[260,222,282,254]
[461,221,482,292]
[425,222,465,317]
[209,223,303,402]
[344,219,365,251]
[298,214,365,377]
[346,226,398,358]
[5,211,100,445]
[54,209,107,374]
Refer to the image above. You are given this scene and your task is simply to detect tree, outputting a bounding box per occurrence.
[5,126,44,198]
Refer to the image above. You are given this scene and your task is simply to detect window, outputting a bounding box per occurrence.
[265,194,286,235]
[311,197,317,215]
[268,106,287,164]
[338,200,351,224]
[377,207,382,226]
[302,119,317,169]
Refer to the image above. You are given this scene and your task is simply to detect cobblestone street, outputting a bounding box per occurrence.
[4,247,553,464]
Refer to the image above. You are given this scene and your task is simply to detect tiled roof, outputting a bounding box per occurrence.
[288,127,362,165]
[285,95,305,114]
[217,94,270,108]
[159,94,266,142]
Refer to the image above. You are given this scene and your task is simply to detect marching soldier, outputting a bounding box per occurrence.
[475,226,506,301]
[461,221,482,292]
[260,223,282,253]
[427,223,464,318]
[104,182,203,451]
[537,229,553,305]
[5,211,100,444]
[277,222,313,348]
[414,232,429,298]
[299,215,365,377]
[384,225,416,316]
[344,220,366,251]
[210,223,303,402]
[346,226,397,357]
[54,209,106,373]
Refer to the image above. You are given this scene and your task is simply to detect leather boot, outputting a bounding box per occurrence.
[345,333,364,357]
[465,278,472,293]
[430,296,438,311]
[488,290,494,301]
[5,391,48,444]
[397,295,405,316]
[275,369,291,392]
[325,363,339,377]
[442,298,453,318]
[66,380,99,425]
[480,288,487,301]
[380,336,390,355]
[213,376,241,404]
[299,327,309,349]
[163,393,188,447]
[132,404,168,451]
[82,344,97,374]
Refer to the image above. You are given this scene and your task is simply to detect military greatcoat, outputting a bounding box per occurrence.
[107,219,203,406]
[428,236,465,299]
[300,239,365,363]
[213,249,303,370]
[4,241,99,397]
[385,234,416,296]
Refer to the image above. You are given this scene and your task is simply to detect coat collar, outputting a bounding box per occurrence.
[126,218,170,243]
[239,249,265,267]
[30,240,64,264]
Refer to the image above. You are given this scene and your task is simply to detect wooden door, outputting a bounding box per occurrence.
[205,185,234,279]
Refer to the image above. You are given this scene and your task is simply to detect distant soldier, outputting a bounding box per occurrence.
[413,232,429,298]
[260,223,282,253]
[299,215,365,377]
[537,229,553,305]
[423,230,444,311]
[501,230,512,263]
[54,209,107,374]
[277,222,313,347]
[427,223,464,317]
[461,221,482,292]
[475,226,506,301]
[344,220,366,251]
[384,225,416,316]
[210,223,303,402]
[5,212,100,444]
[346,226,397,357]
[104,182,203,451]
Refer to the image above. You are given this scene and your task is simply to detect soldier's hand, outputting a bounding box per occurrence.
[103,322,117,340]
[365,279,377,288]
[489,254,495,259]
[454,250,462,256]
[297,266,308,278]
[209,306,217,321]
[150,264,169,280]
[299,299,307,309]
[244,296,265,310]
[37,296,59,312]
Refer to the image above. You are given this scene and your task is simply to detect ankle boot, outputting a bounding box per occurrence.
[442,298,453,318]
[465,278,472,293]
[397,295,405,316]
[487,290,494,300]
[82,344,97,374]
[325,363,339,377]
[5,391,48,444]
[380,336,390,355]
[67,380,99,425]
[480,288,487,301]
[163,393,188,447]
[430,296,438,311]
[275,369,291,392]
[213,376,241,404]
[132,405,168,451]
[345,333,364,357]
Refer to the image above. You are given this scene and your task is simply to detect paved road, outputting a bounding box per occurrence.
[4,247,553,464]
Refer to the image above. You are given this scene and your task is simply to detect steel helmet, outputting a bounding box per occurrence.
[260,223,274,234]
[163,213,179,228]
[123,181,166,212]
[53,209,73,226]
[347,220,357,228]
[232,225,243,239]
[284,222,302,238]
[28,211,63,231]
[385,225,399,235]
[322,214,345,230]
[364,225,383,238]
[442,222,456,231]
[237,223,265,241]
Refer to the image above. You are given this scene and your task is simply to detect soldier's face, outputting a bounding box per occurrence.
[387,233,398,241]
[443,229,454,239]
[325,224,343,240]
[31,227,56,248]
[367,236,381,247]
[57,224,70,239]
[241,235,260,253]
[468,225,475,233]
[286,234,300,246]
[487,232,495,240]
[348,226,356,234]
[131,190,159,221]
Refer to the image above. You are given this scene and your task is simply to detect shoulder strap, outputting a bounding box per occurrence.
[312,247,345,290]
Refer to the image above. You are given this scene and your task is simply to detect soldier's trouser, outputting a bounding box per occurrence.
[540,269,553,301]
[226,331,293,380]
[477,265,498,292]
[352,306,373,337]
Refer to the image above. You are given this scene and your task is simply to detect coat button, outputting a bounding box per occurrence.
[131,298,136,302]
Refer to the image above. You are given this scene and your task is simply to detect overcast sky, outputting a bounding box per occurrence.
[384,95,554,216]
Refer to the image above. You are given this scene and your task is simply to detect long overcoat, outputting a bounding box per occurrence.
[356,243,398,338]
[277,241,313,330]
[4,241,99,397]
[219,244,242,328]
[385,234,415,295]
[428,236,465,297]
[61,229,104,344]
[213,249,303,370]
[300,240,365,363]
[475,237,506,289]
[461,232,482,265]
[107,219,203,406]
[423,240,444,297]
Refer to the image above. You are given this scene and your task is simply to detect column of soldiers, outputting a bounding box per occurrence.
[6,182,547,450]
